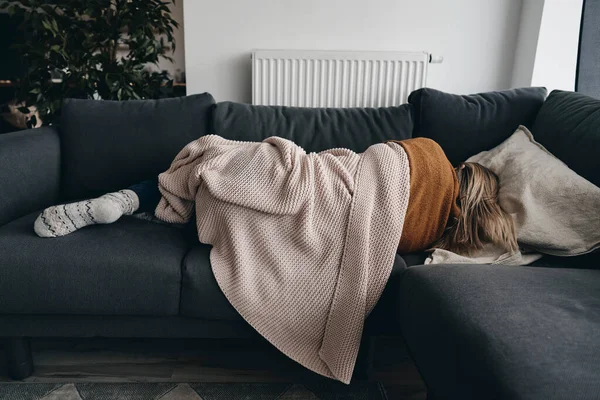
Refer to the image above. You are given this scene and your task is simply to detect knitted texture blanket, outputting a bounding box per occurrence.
[155,135,411,384]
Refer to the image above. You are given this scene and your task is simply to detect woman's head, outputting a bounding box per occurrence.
[436,162,518,254]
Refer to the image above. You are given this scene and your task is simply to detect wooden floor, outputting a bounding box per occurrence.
[0,337,426,399]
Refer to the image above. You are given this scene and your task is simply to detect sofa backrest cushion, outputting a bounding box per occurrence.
[60,93,215,200]
[211,102,414,153]
[531,90,600,187]
[408,87,547,165]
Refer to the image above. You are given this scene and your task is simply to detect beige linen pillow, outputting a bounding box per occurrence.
[467,125,600,256]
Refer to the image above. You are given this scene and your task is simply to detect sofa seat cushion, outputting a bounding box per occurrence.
[180,245,408,332]
[398,264,600,399]
[0,212,193,316]
[180,244,240,321]
[364,254,408,334]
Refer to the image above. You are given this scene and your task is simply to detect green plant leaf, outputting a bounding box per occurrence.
[41,19,52,31]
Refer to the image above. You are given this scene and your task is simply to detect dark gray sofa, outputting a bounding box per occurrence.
[399,89,600,399]
[1,87,599,399]
[0,93,415,380]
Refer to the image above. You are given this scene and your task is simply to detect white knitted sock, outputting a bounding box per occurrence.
[34,190,140,238]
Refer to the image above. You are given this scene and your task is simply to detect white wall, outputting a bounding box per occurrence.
[184,0,523,102]
[510,0,583,91]
[511,0,545,87]
[530,0,583,91]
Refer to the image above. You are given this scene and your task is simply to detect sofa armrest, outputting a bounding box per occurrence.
[0,127,61,226]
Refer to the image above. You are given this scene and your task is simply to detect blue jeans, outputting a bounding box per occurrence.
[128,179,161,213]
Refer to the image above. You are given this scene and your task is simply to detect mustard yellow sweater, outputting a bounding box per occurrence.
[389,138,461,254]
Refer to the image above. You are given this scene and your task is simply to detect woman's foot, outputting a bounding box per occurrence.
[34,190,139,237]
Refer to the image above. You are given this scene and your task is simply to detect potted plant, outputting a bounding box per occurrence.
[0,0,179,127]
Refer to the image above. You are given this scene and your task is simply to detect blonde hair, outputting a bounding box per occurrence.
[435,162,518,254]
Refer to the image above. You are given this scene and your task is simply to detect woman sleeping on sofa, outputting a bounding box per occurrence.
[31,134,517,383]
[33,136,517,255]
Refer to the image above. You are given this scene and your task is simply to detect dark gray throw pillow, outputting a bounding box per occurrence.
[212,102,414,153]
[60,93,215,200]
[409,87,547,165]
[531,90,600,188]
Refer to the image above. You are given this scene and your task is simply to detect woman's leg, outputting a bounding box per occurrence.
[128,178,161,213]
[34,179,161,238]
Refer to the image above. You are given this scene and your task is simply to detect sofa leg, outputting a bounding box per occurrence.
[5,337,33,380]
[353,336,375,381]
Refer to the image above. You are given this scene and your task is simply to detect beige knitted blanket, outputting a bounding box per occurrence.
[155,135,410,384]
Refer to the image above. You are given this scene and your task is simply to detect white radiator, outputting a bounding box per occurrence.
[252,50,429,108]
